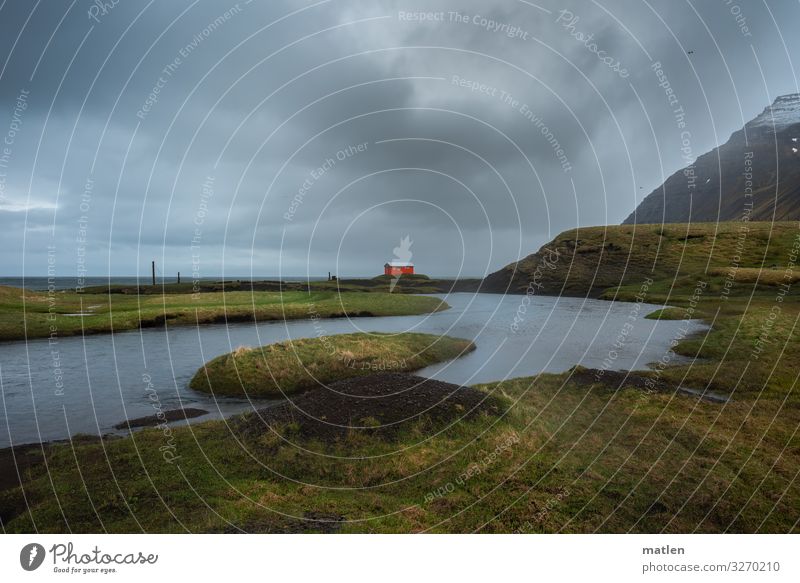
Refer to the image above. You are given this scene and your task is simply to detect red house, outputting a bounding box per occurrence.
[384,261,414,276]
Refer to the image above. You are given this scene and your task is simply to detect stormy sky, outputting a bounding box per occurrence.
[0,0,798,278]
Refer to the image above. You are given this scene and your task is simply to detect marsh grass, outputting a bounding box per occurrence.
[0,288,448,342]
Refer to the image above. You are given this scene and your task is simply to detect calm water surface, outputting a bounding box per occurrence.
[0,293,704,447]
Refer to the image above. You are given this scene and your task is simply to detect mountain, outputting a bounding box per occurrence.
[481,222,799,297]
[623,94,800,225]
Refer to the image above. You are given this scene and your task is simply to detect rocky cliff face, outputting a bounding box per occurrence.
[623,94,800,225]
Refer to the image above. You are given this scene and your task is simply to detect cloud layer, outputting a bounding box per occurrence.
[0,0,798,278]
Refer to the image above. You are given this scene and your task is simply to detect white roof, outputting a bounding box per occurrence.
[386,261,414,266]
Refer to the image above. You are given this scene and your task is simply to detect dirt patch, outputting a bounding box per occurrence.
[234,372,502,443]
[113,408,209,430]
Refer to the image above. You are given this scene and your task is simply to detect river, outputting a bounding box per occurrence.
[0,293,704,447]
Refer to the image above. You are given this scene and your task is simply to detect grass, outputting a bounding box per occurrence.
[2,221,799,533]
[3,355,796,533]
[486,221,800,296]
[189,332,476,397]
[0,287,449,342]
[644,307,686,320]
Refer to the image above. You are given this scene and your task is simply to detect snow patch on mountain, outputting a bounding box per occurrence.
[747,93,800,131]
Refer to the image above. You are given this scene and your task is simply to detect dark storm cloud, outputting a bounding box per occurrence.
[0,0,798,277]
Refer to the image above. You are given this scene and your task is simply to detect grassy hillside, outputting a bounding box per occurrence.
[0,287,449,342]
[190,332,476,397]
[484,221,800,297]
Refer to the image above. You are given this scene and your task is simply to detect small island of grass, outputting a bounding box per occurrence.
[189,332,475,397]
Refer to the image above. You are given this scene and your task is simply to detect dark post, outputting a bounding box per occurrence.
[152,261,156,286]
[177,272,181,284]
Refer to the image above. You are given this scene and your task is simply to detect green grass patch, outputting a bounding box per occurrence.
[189,332,475,397]
[644,307,687,320]
[0,287,449,342]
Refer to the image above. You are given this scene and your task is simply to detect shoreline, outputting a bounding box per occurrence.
[0,286,450,343]
[0,279,692,346]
